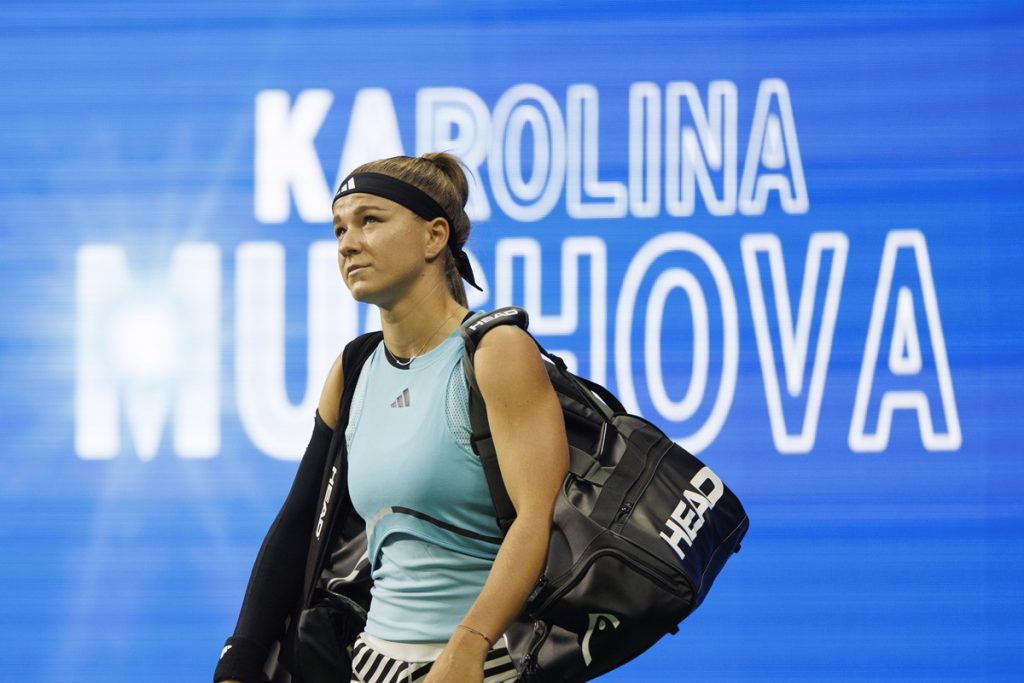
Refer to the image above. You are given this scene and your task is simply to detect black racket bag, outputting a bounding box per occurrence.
[462,308,749,682]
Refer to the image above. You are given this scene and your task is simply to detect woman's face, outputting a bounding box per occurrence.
[332,192,432,306]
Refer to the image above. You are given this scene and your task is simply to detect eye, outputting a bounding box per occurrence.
[363,215,379,225]
[333,225,347,239]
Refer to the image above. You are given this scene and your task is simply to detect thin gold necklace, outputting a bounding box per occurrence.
[386,308,460,367]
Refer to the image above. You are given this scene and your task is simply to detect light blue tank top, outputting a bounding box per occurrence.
[346,330,502,643]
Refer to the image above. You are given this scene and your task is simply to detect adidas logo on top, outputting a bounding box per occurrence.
[390,388,411,408]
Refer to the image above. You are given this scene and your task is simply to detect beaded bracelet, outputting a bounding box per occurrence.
[457,623,494,648]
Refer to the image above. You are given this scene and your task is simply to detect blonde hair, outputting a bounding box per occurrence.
[349,153,472,306]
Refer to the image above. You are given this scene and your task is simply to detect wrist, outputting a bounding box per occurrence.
[451,624,493,657]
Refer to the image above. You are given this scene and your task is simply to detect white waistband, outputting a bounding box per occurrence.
[360,632,447,662]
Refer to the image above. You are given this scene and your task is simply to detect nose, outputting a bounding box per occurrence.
[338,228,360,258]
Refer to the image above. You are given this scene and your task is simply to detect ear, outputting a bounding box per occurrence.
[423,217,451,260]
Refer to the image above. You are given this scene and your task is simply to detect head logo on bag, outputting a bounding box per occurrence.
[466,308,522,333]
[581,612,621,667]
[658,466,725,561]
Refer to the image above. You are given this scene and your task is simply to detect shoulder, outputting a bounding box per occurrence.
[318,352,345,429]
[475,322,534,354]
[474,324,541,371]
[474,325,552,401]
[318,332,385,428]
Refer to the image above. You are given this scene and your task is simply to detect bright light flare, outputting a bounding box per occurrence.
[111,304,182,381]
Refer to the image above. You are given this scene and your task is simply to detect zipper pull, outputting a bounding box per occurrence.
[521,654,536,681]
[520,620,548,680]
[527,574,548,606]
[610,501,635,531]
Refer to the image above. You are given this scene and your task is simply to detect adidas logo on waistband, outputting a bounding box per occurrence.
[390,388,411,408]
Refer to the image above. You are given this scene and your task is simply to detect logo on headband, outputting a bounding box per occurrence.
[338,177,356,193]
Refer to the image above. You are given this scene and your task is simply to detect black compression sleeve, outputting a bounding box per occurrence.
[213,412,334,683]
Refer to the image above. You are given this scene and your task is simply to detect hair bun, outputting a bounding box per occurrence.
[421,152,470,208]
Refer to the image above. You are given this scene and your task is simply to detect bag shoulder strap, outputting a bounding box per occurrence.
[302,330,383,605]
[339,331,384,417]
[459,308,529,535]
[459,307,530,392]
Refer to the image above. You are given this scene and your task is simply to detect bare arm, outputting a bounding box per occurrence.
[318,352,345,429]
[425,326,568,681]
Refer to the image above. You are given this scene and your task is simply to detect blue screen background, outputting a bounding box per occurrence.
[1,2,1022,681]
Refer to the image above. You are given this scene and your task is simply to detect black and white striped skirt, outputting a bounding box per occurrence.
[349,632,519,683]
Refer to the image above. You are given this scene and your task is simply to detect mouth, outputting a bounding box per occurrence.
[346,264,368,278]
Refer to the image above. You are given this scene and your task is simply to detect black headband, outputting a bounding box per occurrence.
[334,171,482,291]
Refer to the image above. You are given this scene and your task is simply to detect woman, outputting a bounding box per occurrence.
[216,153,568,683]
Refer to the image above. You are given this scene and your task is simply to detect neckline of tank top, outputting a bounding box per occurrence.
[382,311,476,370]
[382,328,461,370]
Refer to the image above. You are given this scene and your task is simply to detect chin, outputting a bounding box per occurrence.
[346,283,388,307]
[346,284,372,303]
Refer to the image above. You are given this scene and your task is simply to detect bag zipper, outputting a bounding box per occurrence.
[613,501,634,528]
[519,620,549,681]
[531,547,679,617]
[610,439,674,533]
